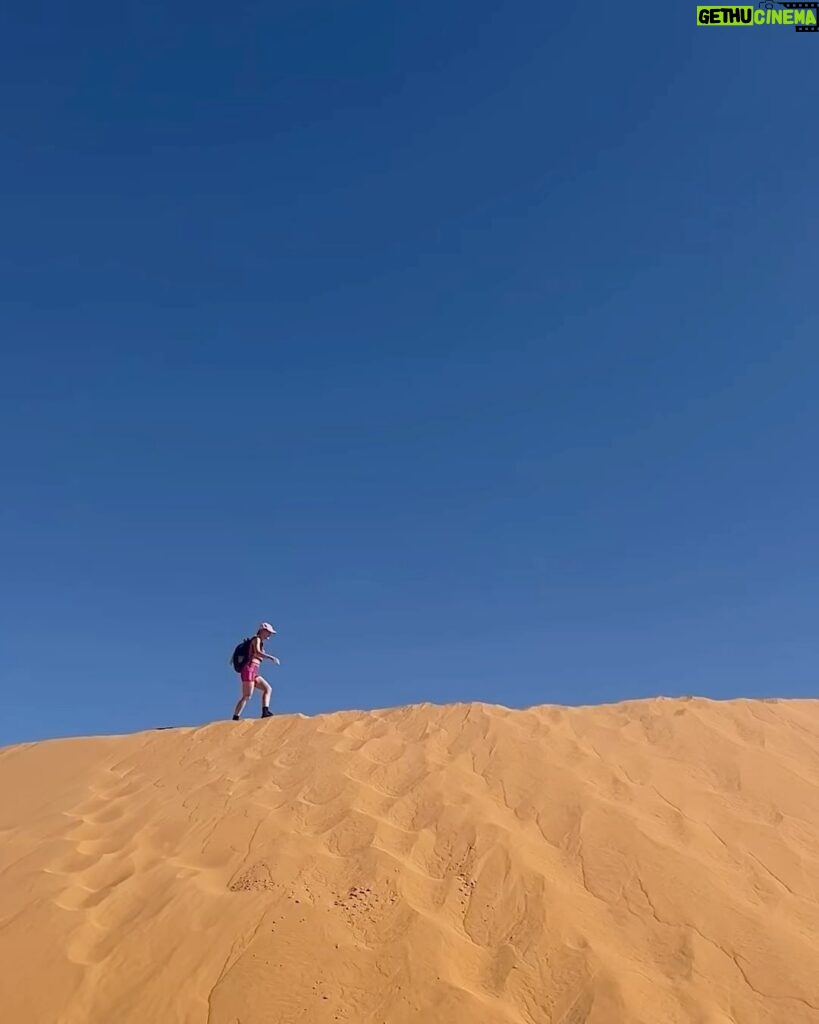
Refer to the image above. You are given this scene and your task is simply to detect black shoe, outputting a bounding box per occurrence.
[232,715,240,721]
[261,708,273,719]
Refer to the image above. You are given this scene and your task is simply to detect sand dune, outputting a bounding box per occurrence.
[1,698,818,1023]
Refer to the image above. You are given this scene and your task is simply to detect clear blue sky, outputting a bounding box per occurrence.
[1,2,817,745]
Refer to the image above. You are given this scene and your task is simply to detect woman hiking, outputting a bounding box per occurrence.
[231,622,280,720]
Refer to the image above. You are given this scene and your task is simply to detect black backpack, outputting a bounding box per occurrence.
[231,637,253,672]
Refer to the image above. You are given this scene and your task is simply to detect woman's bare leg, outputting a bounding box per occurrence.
[233,676,255,719]
[255,677,272,711]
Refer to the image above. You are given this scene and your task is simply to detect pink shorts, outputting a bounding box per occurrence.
[240,661,259,691]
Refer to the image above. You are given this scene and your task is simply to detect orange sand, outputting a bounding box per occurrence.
[1,698,818,1023]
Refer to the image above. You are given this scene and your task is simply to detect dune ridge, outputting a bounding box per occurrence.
[1,697,818,1023]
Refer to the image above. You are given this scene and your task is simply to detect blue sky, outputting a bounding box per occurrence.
[1,1,817,745]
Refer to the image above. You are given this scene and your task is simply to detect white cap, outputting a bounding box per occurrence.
[258,622,276,634]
